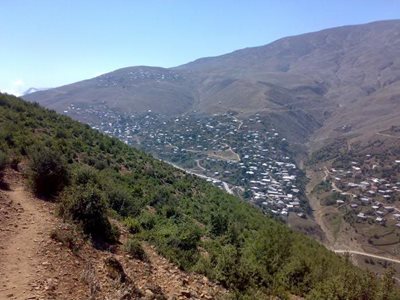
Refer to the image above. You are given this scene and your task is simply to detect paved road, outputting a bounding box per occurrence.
[195,159,206,171]
[334,250,400,264]
[164,160,235,195]
[222,182,234,195]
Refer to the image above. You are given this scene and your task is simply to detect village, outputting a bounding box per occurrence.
[324,156,400,231]
[63,103,308,219]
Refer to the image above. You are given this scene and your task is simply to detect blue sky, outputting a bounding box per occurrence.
[1,0,399,95]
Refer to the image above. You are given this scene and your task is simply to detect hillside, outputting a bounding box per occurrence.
[1,93,399,298]
[25,20,400,148]
[0,170,226,299]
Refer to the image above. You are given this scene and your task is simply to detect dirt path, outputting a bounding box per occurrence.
[334,250,400,265]
[376,132,400,139]
[0,184,51,300]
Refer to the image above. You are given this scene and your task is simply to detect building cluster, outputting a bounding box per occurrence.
[328,158,400,229]
[63,104,307,218]
[94,68,184,88]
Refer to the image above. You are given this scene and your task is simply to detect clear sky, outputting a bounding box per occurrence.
[1,0,399,95]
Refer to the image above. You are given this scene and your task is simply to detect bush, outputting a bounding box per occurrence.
[29,147,69,197]
[0,151,7,180]
[125,238,147,261]
[210,212,228,236]
[0,151,7,171]
[109,223,121,242]
[124,217,141,234]
[107,187,136,217]
[174,224,202,251]
[138,211,157,230]
[72,165,99,186]
[0,151,7,188]
[50,225,81,253]
[10,156,20,171]
[60,184,117,243]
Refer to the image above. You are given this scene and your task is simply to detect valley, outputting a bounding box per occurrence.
[21,19,400,291]
[53,99,400,281]
[63,103,310,221]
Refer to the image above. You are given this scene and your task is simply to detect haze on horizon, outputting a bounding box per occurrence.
[1,0,399,95]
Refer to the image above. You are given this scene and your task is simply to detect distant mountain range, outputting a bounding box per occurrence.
[25,20,400,152]
[23,87,48,96]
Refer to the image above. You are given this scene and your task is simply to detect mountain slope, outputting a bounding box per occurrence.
[25,20,400,148]
[2,93,399,298]
[27,66,197,116]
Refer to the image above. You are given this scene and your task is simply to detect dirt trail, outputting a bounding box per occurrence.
[334,250,400,265]
[0,184,52,300]
[376,132,400,139]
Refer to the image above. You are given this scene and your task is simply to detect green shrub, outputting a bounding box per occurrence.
[125,238,147,261]
[50,226,81,253]
[0,151,7,176]
[94,159,108,170]
[0,151,7,171]
[10,156,20,171]
[109,223,121,242]
[60,184,117,243]
[138,210,156,230]
[107,187,136,217]
[72,165,99,186]
[174,223,202,251]
[210,211,228,236]
[29,147,69,197]
[124,217,141,234]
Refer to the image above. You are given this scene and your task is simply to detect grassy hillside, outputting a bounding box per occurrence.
[0,93,399,299]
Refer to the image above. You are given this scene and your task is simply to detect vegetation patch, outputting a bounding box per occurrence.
[124,238,148,261]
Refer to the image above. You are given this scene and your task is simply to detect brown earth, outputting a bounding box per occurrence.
[0,170,227,300]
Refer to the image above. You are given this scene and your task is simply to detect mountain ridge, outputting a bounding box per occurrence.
[25,19,400,151]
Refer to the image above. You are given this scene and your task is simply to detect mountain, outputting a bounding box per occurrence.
[23,87,48,96]
[25,20,400,150]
